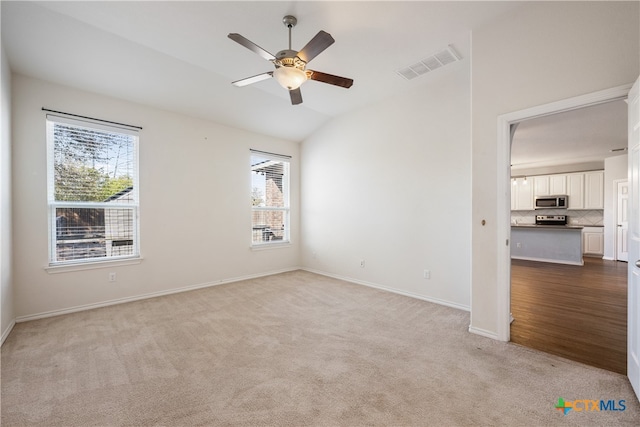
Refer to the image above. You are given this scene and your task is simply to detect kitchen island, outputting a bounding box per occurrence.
[511,224,584,265]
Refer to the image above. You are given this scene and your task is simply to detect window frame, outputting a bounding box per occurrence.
[46,114,141,267]
[250,150,291,248]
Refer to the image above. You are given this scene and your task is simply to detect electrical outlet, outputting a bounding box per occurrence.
[516,242,522,248]
[424,270,431,279]
[360,260,365,268]
[108,272,117,282]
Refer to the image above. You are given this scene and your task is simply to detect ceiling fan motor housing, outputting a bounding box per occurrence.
[275,50,307,70]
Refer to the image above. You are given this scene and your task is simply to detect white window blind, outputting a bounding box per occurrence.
[46,114,140,264]
[251,150,290,246]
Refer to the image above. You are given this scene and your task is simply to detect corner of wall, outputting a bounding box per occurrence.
[1,42,16,344]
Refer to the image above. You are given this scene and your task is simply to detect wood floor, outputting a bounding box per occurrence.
[510,257,628,375]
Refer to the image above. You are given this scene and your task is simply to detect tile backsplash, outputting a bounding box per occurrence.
[511,209,603,226]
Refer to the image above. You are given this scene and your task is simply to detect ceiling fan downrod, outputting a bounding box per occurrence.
[283,15,297,50]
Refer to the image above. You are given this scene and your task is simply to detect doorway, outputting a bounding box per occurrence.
[508,99,629,373]
[496,84,633,346]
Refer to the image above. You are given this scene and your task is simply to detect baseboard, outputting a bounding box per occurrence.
[468,325,500,340]
[1,319,16,346]
[15,267,300,323]
[302,267,470,312]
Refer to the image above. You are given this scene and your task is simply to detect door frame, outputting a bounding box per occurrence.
[614,178,629,262]
[496,84,633,342]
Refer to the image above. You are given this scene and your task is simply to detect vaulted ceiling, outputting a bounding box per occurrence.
[1,1,517,141]
[2,1,627,164]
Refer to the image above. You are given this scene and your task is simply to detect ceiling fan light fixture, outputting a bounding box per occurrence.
[273,66,307,90]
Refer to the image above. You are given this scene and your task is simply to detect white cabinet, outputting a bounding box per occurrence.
[584,171,604,209]
[534,176,549,196]
[566,171,603,210]
[550,174,567,195]
[583,227,604,256]
[534,174,567,197]
[511,178,533,210]
[511,170,602,211]
[567,173,585,209]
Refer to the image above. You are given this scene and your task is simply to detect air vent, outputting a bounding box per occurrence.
[396,46,461,81]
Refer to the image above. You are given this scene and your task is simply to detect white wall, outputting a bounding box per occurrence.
[12,75,300,319]
[604,154,628,260]
[471,1,639,336]
[301,42,471,310]
[1,43,15,342]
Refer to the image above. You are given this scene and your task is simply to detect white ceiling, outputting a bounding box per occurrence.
[511,99,628,172]
[1,0,519,142]
[1,1,627,163]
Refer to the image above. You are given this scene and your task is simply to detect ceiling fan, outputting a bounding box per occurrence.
[228,15,353,105]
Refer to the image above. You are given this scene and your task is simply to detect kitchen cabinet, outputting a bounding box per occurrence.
[583,227,604,256]
[510,170,603,211]
[567,173,585,209]
[550,174,567,195]
[511,225,583,265]
[534,176,549,196]
[534,174,567,197]
[511,178,533,210]
[566,171,604,210]
[584,171,604,209]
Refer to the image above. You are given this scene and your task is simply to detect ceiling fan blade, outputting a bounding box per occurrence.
[289,88,303,105]
[232,72,273,87]
[308,70,353,89]
[297,30,335,64]
[228,33,276,61]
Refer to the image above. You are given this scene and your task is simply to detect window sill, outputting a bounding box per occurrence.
[45,257,143,274]
[251,241,291,251]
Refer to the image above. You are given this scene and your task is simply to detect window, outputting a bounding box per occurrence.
[46,114,140,265]
[251,150,290,246]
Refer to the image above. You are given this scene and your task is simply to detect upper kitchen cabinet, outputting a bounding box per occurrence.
[511,178,534,210]
[511,171,603,211]
[584,171,604,209]
[550,174,567,195]
[567,173,585,209]
[567,170,604,210]
[534,176,549,196]
[534,175,567,197]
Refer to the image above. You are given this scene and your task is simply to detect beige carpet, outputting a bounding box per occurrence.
[1,270,639,426]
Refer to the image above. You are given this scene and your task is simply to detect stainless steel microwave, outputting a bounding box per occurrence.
[534,195,568,209]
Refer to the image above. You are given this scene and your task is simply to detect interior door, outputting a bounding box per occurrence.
[617,181,629,262]
[628,76,640,400]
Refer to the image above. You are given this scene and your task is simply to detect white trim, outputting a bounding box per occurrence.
[468,326,499,340]
[497,83,633,343]
[251,241,291,251]
[46,257,143,273]
[613,178,628,262]
[302,267,470,312]
[17,267,299,323]
[1,319,16,346]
